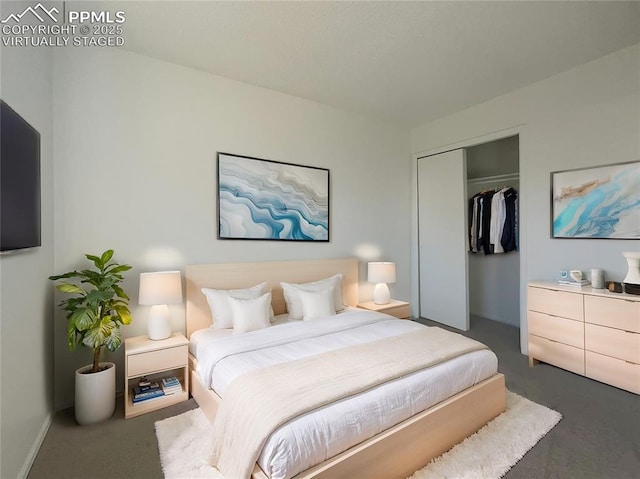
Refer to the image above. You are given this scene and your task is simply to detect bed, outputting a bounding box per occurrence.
[185,257,506,479]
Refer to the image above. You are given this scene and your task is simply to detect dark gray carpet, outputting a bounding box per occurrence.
[28,316,640,479]
[416,316,640,479]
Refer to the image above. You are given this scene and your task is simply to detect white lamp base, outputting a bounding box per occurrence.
[373,283,391,305]
[147,304,172,340]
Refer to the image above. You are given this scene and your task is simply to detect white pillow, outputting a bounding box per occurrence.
[298,287,336,321]
[228,292,272,333]
[281,274,344,320]
[201,283,266,329]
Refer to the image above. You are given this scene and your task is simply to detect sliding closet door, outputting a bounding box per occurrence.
[417,149,469,330]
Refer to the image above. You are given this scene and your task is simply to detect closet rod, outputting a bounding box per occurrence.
[467,173,519,185]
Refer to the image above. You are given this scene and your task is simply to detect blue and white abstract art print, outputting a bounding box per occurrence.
[217,153,330,241]
[552,161,639,239]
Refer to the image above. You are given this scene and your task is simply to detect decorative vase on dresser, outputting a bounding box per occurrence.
[527,281,640,395]
[622,251,640,295]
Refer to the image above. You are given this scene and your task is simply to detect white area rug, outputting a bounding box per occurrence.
[155,391,561,479]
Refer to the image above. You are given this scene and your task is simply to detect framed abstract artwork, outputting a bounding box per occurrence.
[217,153,330,241]
[551,161,639,239]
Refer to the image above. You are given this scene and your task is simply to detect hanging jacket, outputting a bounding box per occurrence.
[501,188,518,252]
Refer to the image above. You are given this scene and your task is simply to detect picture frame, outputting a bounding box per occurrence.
[551,161,639,239]
[217,152,330,241]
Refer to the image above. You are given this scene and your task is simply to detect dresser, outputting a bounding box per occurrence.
[528,281,639,394]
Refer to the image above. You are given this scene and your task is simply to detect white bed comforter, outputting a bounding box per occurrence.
[193,309,498,479]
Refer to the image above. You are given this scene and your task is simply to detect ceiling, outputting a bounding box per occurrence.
[87,1,640,127]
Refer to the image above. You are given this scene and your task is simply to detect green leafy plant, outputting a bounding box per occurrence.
[49,249,132,373]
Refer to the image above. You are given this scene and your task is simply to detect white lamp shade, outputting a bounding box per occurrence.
[368,262,396,284]
[139,271,183,305]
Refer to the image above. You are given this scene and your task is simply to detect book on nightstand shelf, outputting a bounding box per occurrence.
[161,376,182,395]
[162,376,180,386]
[132,383,164,403]
[132,386,164,403]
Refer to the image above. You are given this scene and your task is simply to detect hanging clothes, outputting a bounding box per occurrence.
[468,186,518,254]
[489,187,510,253]
[501,188,518,252]
[478,190,495,254]
[468,195,480,253]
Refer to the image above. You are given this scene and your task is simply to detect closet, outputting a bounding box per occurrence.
[417,135,520,330]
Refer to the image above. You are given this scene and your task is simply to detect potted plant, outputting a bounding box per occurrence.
[49,249,132,425]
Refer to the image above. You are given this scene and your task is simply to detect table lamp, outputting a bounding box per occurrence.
[368,262,396,305]
[138,271,182,340]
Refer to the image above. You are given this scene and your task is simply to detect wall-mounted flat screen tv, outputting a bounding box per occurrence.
[1,100,41,252]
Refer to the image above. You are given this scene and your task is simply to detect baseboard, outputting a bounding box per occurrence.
[17,412,53,479]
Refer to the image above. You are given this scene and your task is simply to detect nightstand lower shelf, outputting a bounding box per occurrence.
[127,386,188,418]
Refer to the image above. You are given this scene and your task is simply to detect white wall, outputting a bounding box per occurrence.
[52,47,410,408]
[0,3,55,477]
[411,44,640,352]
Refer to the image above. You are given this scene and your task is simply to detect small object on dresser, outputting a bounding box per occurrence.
[622,251,640,284]
[608,281,623,293]
[557,279,590,287]
[624,283,640,296]
[622,251,640,295]
[590,269,605,289]
[569,270,583,282]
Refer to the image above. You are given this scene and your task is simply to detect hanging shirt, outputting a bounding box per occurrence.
[490,187,508,254]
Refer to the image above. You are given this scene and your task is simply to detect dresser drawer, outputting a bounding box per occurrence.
[586,350,640,394]
[528,310,584,349]
[528,335,584,375]
[585,323,640,363]
[127,345,188,378]
[528,286,583,321]
[584,295,640,333]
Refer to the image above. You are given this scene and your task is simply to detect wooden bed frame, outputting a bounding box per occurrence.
[185,258,506,479]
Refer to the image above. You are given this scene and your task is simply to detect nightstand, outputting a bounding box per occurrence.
[124,332,189,419]
[357,300,411,319]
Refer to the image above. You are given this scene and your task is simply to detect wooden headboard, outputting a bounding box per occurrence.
[185,257,359,338]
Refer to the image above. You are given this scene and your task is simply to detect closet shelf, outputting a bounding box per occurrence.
[467,173,519,185]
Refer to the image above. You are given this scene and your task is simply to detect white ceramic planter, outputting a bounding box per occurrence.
[75,362,116,425]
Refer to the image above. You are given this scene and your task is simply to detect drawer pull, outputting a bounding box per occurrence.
[625,360,638,365]
[624,330,637,334]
